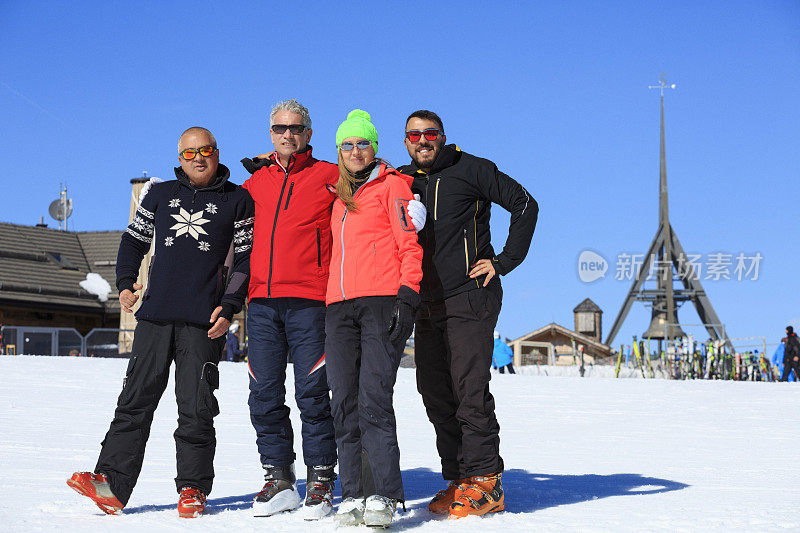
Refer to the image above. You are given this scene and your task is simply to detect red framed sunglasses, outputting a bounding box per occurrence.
[405,128,443,142]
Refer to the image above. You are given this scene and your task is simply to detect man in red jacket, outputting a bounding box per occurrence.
[241,100,339,519]
[241,100,426,519]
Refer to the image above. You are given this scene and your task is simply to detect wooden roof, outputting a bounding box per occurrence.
[511,322,611,353]
[0,222,122,312]
[573,298,602,313]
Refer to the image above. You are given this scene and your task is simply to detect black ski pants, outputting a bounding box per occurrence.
[95,319,223,505]
[781,359,800,382]
[325,296,405,501]
[414,286,503,480]
[498,363,516,374]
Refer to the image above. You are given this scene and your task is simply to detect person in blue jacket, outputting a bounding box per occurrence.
[492,331,515,374]
[226,322,243,362]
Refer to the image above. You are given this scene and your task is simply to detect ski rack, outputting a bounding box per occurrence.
[664,322,731,352]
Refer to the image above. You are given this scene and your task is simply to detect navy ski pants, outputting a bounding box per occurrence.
[325,296,405,502]
[95,319,222,505]
[247,298,336,467]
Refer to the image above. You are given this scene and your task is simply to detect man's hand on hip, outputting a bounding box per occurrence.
[469,259,496,287]
[120,283,142,313]
[208,306,230,339]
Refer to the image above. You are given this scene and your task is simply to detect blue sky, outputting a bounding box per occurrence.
[1,1,798,348]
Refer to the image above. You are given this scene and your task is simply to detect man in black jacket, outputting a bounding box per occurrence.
[68,127,255,518]
[398,110,538,519]
[781,325,800,382]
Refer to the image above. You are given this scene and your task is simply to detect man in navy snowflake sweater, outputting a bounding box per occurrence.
[68,127,254,518]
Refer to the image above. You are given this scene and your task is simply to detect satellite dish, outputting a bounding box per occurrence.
[49,198,73,221]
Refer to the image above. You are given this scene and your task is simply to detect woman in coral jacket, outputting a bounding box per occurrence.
[325,110,423,528]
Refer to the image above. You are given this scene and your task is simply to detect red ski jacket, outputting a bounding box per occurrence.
[327,162,423,305]
[242,147,338,301]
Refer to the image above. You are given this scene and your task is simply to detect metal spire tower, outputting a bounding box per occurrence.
[605,75,730,348]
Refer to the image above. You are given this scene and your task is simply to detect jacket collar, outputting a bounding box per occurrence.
[270,145,315,174]
[407,144,461,176]
[241,145,316,176]
[173,163,230,191]
[350,160,408,198]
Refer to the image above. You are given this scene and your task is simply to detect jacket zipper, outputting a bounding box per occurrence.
[338,165,382,301]
[339,210,347,300]
[316,228,321,267]
[267,157,294,297]
[464,229,470,275]
[434,178,440,220]
[283,182,294,210]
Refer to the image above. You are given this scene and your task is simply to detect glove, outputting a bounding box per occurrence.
[388,285,420,344]
[408,194,426,233]
[388,299,414,344]
[138,177,164,204]
[241,155,272,175]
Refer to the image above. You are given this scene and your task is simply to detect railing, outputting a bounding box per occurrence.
[1,326,135,358]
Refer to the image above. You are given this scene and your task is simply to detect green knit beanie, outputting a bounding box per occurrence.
[335,109,378,152]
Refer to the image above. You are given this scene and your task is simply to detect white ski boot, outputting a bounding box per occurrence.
[334,497,366,527]
[252,464,301,517]
[300,464,336,520]
[363,494,396,528]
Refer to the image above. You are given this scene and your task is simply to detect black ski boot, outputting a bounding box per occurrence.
[300,464,336,520]
[252,464,300,517]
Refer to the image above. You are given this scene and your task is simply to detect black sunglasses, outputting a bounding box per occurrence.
[271,124,307,134]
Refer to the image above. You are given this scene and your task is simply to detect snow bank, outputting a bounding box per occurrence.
[513,364,652,378]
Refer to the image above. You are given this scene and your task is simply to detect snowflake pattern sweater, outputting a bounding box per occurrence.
[116,164,255,325]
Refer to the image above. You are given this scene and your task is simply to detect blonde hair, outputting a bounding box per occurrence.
[335,153,392,212]
[336,151,362,212]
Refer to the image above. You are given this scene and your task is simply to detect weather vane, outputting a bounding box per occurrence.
[648,73,676,96]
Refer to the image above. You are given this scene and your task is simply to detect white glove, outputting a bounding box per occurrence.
[138,177,164,204]
[408,194,426,233]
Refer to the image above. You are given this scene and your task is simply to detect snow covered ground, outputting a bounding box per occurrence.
[2,355,798,532]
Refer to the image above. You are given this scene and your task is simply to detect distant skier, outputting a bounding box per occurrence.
[780,325,800,382]
[67,126,254,518]
[492,332,515,374]
[226,322,243,362]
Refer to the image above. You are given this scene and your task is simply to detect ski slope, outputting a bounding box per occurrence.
[2,355,798,532]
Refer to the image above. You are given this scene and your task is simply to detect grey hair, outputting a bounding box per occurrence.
[178,126,216,151]
[270,99,312,129]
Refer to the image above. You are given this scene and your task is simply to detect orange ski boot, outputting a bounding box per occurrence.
[178,486,207,518]
[428,478,468,514]
[448,472,504,519]
[67,472,124,515]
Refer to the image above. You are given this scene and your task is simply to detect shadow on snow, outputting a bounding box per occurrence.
[391,468,688,529]
[125,468,688,523]
[125,478,320,515]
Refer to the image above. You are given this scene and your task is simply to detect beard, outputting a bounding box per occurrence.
[412,142,437,168]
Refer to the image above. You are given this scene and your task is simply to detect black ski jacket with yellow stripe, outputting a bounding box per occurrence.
[398,144,538,302]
